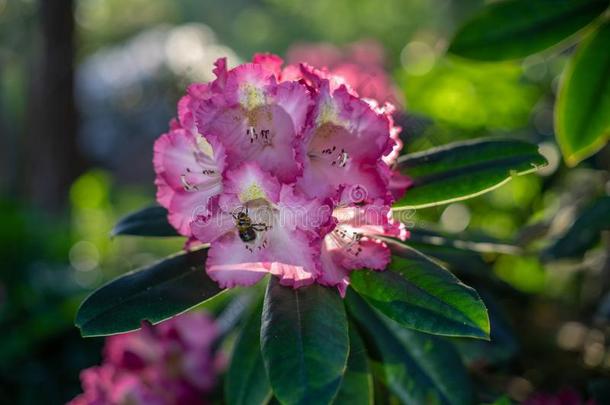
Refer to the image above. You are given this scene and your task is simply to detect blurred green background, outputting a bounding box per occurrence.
[1,0,609,403]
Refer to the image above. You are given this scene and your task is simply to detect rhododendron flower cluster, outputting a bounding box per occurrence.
[70,313,220,405]
[154,53,410,295]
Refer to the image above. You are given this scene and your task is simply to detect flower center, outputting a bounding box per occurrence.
[244,106,275,147]
[329,226,363,256]
[240,83,267,110]
[308,123,352,168]
[246,126,272,145]
[180,137,221,192]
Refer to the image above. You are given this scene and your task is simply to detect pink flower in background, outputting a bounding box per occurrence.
[70,365,161,405]
[154,51,410,294]
[286,39,404,108]
[70,312,221,405]
[524,388,597,405]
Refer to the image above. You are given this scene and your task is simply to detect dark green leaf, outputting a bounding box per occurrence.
[350,240,489,339]
[394,138,547,209]
[261,277,349,405]
[402,237,490,274]
[408,226,521,255]
[75,248,223,337]
[346,290,473,405]
[449,0,608,61]
[556,20,610,166]
[405,240,519,304]
[111,206,179,237]
[333,324,373,405]
[226,298,271,405]
[544,196,610,260]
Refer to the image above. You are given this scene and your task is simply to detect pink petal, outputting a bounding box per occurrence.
[338,236,391,270]
[221,163,281,205]
[297,81,394,200]
[266,228,321,288]
[277,185,333,235]
[252,52,284,78]
[326,84,394,162]
[194,64,311,183]
[317,244,350,297]
[298,157,389,202]
[206,232,269,288]
[190,204,235,244]
[333,201,407,240]
[153,127,225,236]
[388,169,413,202]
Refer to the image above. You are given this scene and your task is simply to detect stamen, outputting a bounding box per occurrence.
[311,145,349,167]
[180,174,198,192]
[186,167,216,176]
[330,227,363,255]
[246,126,272,145]
[247,126,256,143]
[336,149,349,167]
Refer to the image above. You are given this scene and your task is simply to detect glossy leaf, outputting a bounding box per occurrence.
[346,290,473,405]
[111,206,179,237]
[350,240,490,339]
[261,277,349,405]
[333,324,373,405]
[449,0,608,61]
[544,196,610,260]
[408,226,521,255]
[556,20,610,166]
[226,298,271,405]
[75,248,223,337]
[394,138,547,209]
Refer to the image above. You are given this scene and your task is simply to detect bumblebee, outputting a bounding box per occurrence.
[232,207,270,243]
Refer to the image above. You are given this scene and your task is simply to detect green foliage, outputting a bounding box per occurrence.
[555,20,610,166]
[333,324,373,405]
[544,196,610,260]
[448,0,610,165]
[264,0,436,60]
[225,298,271,405]
[449,0,608,61]
[397,58,540,131]
[394,138,547,209]
[351,241,490,339]
[111,205,180,237]
[450,290,519,366]
[407,226,521,255]
[494,255,546,293]
[75,248,223,336]
[347,290,473,405]
[260,277,349,405]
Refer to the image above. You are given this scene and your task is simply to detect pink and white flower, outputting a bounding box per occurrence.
[319,200,407,296]
[191,163,332,289]
[153,102,226,236]
[193,58,312,183]
[296,78,395,203]
[153,52,411,294]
